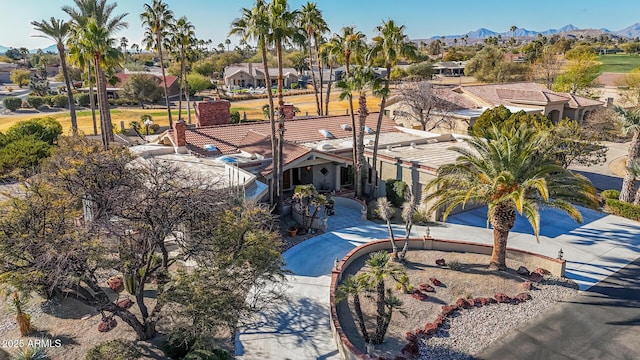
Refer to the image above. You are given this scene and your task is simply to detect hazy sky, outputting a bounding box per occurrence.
[4,0,640,50]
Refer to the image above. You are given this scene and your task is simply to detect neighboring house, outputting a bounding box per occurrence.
[0,62,18,83]
[77,72,180,100]
[224,63,299,88]
[432,61,467,76]
[387,82,604,133]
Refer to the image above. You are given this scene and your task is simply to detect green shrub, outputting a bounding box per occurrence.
[163,328,197,359]
[230,110,240,123]
[51,94,68,108]
[385,179,408,207]
[13,346,48,360]
[26,96,45,109]
[6,117,63,144]
[605,199,640,221]
[0,136,51,176]
[184,349,233,360]
[290,83,299,89]
[601,189,620,200]
[74,93,90,107]
[85,339,141,360]
[43,95,54,107]
[3,97,22,111]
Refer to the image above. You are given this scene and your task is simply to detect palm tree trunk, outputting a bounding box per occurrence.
[370,65,391,197]
[489,204,516,270]
[261,41,278,207]
[324,67,333,116]
[87,64,97,136]
[277,39,285,218]
[178,48,185,120]
[386,220,398,259]
[185,79,192,124]
[94,56,110,149]
[400,223,412,260]
[59,46,77,134]
[620,132,640,202]
[357,94,368,198]
[307,35,321,116]
[157,32,172,127]
[349,94,358,196]
[373,281,386,345]
[353,294,370,344]
[315,40,324,117]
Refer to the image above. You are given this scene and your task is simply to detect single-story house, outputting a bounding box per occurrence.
[77,72,180,99]
[224,63,299,88]
[387,82,604,133]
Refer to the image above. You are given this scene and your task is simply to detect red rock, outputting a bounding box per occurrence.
[514,292,532,302]
[517,266,530,276]
[478,297,488,306]
[106,277,123,292]
[419,283,435,292]
[435,258,446,266]
[529,272,544,283]
[521,281,532,290]
[487,297,498,304]
[401,340,419,356]
[116,298,134,309]
[467,298,476,306]
[405,332,416,341]
[411,290,428,301]
[441,305,458,317]
[430,277,442,286]
[434,315,445,327]
[456,298,471,309]
[424,322,438,335]
[536,267,550,275]
[98,317,117,332]
[494,293,511,303]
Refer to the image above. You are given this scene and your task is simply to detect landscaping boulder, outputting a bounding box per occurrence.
[116,298,134,309]
[514,293,532,302]
[411,289,428,301]
[517,266,530,276]
[441,305,458,317]
[423,322,438,335]
[430,277,442,286]
[467,298,475,307]
[536,267,551,275]
[477,297,489,306]
[405,332,417,342]
[456,298,471,309]
[98,317,117,332]
[521,281,532,290]
[487,297,498,304]
[106,276,124,292]
[419,283,435,292]
[494,293,511,303]
[529,272,544,283]
[435,258,446,266]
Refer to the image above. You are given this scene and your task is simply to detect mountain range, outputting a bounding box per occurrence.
[423,23,640,41]
[0,44,58,55]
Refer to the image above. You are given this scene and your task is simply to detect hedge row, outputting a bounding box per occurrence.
[605,198,640,221]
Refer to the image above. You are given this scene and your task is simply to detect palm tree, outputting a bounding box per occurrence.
[359,251,405,345]
[376,197,398,258]
[72,18,122,149]
[269,0,300,216]
[63,0,128,144]
[300,2,328,116]
[141,0,175,126]
[225,38,231,52]
[319,37,338,115]
[171,16,195,121]
[31,17,78,134]
[369,19,417,197]
[335,274,370,344]
[614,106,640,203]
[337,66,384,197]
[424,125,597,270]
[230,0,278,207]
[120,36,128,55]
[399,192,416,260]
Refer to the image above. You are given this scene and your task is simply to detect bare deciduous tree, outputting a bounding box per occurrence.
[396,82,454,132]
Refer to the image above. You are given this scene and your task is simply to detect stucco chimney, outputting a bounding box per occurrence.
[174,119,186,147]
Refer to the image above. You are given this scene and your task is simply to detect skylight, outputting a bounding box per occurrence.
[204,144,217,152]
[341,124,352,130]
[364,126,374,134]
[319,129,335,138]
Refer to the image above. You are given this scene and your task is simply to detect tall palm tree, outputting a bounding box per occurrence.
[31,17,78,134]
[359,251,405,345]
[141,0,175,126]
[225,38,231,52]
[230,0,278,206]
[300,2,328,116]
[171,16,195,121]
[269,0,300,216]
[335,274,370,344]
[319,38,338,115]
[72,18,122,149]
[120,36,128,55]
[614,106,640,203]
[369,19,417,197]
[337,66,384,197]
[63,0,128,143]
[424,125,597,270]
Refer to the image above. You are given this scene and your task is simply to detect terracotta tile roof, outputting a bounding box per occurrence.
[114,73,179,89]
[260,141,311,174]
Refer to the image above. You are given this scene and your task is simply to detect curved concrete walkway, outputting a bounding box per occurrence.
[235,204,640,359]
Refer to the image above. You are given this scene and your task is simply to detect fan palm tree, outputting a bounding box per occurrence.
[335,274,370,344]
[368,20,417,197]
[614,106,640,203]
[31,17,78,134]
[375,197,398,258]
[230,0,278,206]
[269,0,300,217]
[63,0,128,144]
[171,16,195,121]
[359,251,405,345]
[141,0,175,126]
[71,18,122,149]
[300,2,328,116]
[337,66,385,197]
[399,192,416,260]
[318,38,338,115]
[424,125,597,270]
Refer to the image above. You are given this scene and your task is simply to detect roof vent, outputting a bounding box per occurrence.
[341,124,352,130]
[386,145,393,151]
[204,144,217,152]
[319,129,335,138]
[364,139,373,146]
[318,142,335,150]
[364,126,374,134]
[410,142,416,148]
